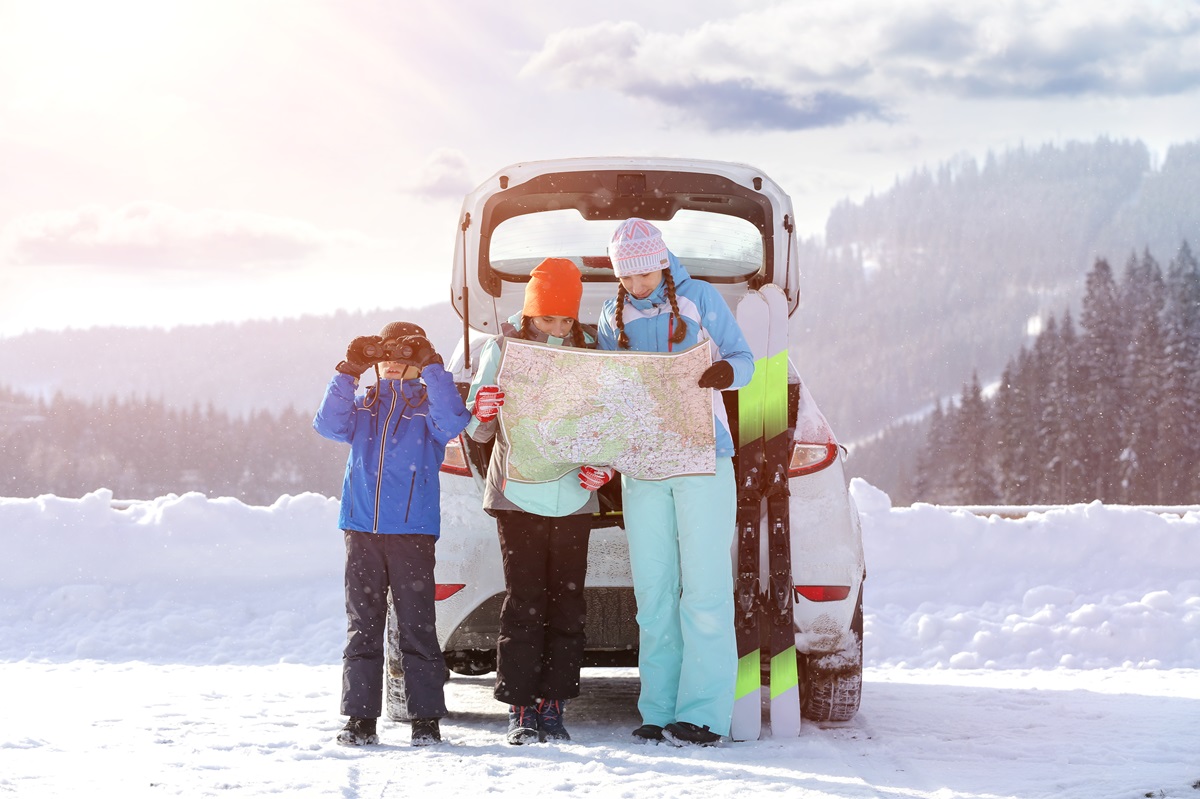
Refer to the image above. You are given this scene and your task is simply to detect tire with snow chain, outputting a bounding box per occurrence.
[801,650,862,722]
[386,604,460,720]
[800,586,864,723]
[385,601,408,722]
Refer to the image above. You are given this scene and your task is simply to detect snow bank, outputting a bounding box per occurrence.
[2,479,1198,669]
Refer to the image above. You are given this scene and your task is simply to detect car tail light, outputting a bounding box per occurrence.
[435,584,466,601]
[788,442,838,477]
[794,585,852,602]
[440,434,471,476]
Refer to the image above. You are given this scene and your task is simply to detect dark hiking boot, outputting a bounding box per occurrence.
[631,723,664,744]
[410,718,441,746]
[663,721,722,747]
[537,698,570,741]
[506,704,542,745]
[336,716,379,746]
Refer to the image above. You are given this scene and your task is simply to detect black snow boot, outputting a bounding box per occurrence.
[410,718,441,746]
[631,723,664,744]
[336,716,379,746]
[536,698,570,741]
[506,704,541,745]
[662,721,722,747]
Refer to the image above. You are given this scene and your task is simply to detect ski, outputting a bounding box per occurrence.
[761,283,800,736]
[730,289,770,742]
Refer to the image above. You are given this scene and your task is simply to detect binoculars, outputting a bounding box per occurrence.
[354,335,431,367]
[362,340,416,362]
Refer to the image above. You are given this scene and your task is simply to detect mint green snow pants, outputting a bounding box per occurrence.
[622,457,736,736]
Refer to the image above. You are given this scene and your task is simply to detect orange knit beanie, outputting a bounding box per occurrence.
[523,258,582,318]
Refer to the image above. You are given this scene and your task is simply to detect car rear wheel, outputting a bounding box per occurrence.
[799,586,864,722]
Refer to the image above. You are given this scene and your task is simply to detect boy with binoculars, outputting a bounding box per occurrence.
[313,321,471,747]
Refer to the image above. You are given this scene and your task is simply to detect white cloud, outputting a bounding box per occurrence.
[0,203,370,272]
[407,148,477,200]
[520,0,1200,131]
[519,21,645,87]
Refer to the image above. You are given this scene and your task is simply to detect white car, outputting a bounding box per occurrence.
[389,157,866,723]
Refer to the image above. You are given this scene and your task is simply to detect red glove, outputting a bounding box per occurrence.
[578,465,614,491]
[473,386,505,423]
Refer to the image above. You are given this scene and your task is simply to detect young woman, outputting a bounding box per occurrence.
[465,257,612,745]
[597,218,754,747]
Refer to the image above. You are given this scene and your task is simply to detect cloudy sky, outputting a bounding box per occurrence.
[2,0,1199,337]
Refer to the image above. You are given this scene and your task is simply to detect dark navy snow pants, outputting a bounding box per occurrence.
[341,529,446,720]
[492,510,591,706]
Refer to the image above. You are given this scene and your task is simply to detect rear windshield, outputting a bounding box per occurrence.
[489,209,762,281]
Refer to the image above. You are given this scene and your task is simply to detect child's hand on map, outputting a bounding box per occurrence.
[697,360,735,389]
[578,465,614,491]
[473,386,505,423]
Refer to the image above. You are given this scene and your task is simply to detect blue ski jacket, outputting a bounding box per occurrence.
[597,251,754,458]
[313,364,471,537]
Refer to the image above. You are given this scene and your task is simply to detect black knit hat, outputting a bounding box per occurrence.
[378,321,425,340]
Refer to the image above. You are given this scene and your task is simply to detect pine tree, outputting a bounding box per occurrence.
[1078,258,1126,501]
[1159,241,1200,501]
[954,372,1000,503]
[1118,250,1167,502]
[1029,316,1064,501]
[1053,313,1089,501]
[991,355,1033,503]
[912,400,954,501]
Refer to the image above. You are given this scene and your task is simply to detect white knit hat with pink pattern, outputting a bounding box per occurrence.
[608,218,669,277]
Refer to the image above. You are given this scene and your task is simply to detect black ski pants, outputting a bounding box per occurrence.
[341,529,446,720]
[493,510,592,706]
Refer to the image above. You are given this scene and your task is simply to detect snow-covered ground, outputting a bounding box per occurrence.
[2,478,1198,798]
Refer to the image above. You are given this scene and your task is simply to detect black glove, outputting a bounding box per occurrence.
[349,335,383,362]
[336,335,379,377]
[395,335,442,370]
[698,360,735,389]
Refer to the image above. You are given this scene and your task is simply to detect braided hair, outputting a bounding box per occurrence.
[614,270,688,350]
[663,270,688,345]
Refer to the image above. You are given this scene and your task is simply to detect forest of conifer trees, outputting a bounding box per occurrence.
[0,388,347,503]
[914,241,1200,505]
[3,235,1197,506]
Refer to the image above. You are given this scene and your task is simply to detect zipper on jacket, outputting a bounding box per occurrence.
[404,474,416,523]
[373,387,399,532]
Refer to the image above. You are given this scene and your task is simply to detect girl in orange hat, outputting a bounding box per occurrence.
[465,257,610,745]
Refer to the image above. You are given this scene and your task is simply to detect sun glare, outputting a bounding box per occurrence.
[5,0,198,112]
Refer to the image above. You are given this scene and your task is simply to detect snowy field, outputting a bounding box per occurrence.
[2,478,1198,798]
